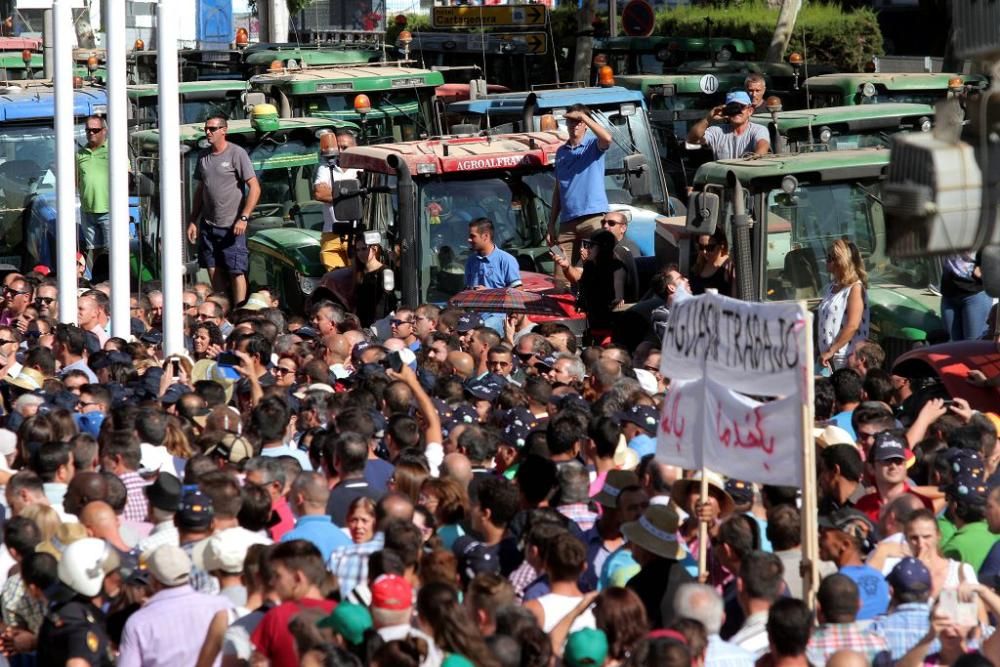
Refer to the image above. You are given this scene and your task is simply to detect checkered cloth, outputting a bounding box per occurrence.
[119,471,151,524]
[867,603,938,660]
[328,533,385,596]
[806,622,892,666]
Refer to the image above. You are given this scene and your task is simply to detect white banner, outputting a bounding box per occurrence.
[659,291,807,397]
[657,292,809,487]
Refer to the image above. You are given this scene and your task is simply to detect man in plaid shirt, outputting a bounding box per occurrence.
[99,431,150,524]
[868,557,937,660]
[806,574,891,666]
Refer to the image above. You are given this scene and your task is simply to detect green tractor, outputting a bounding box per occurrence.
[803,72,987,107]
[129,105,358,311]
[676,148,946,362]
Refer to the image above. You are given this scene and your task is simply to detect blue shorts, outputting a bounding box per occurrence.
[198,224,248,275]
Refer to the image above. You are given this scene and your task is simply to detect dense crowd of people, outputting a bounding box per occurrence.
[0,254,993,667]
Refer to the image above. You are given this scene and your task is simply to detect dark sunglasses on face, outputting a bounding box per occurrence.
[698,243,719,252]
[204,125,224,132]
[34,297,54,305]
[85,127,104,134]
[391,319,412,327]
[0,339,16,345]
[4,288,28,297]
[274,367,295,376]
[602,218,624,227]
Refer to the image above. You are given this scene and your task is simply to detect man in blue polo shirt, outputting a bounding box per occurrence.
[466,218,521,334]
[548,103,613,285]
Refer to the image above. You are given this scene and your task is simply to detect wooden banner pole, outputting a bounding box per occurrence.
[698,468,710,582]
[800,306,819,610]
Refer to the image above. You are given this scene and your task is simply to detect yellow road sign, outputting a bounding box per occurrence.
[431,4,547,29]
[493,32,548,56]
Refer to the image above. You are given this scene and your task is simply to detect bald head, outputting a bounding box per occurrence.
[326,334,352,362]
[383,338,405,353]
[64,472,110,517]
[290,471,329,514]
[376,492,415,527]
[343,330,366,350]
[827,651,869,667]
[442,452,473,489]
[80,500,120,537]
[447,351,475,379]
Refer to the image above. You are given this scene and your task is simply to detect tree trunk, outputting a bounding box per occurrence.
[765,0,801,63]
[573,0,597,84]
[74,4,96,48]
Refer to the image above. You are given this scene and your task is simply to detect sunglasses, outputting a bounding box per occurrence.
[76,400,100,409]
[602,218,624,227]
[0,339,16,345]
[196,313,215,320]
[34,297,54,305]
[85,127,105,134]
[204,125,225,132]
[515,351,535,362]
[581,240,593,248]
[273,367,295,376]
[697,243,719,252]
[4,288,29,297]
[391,319,412,327]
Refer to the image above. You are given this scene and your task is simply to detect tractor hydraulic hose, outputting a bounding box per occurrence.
[387,154,419,307]
[727,170,755,301]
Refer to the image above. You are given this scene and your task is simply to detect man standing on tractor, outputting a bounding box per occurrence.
[186,115,260,307]
[687,91,771,161]
[547,104,613,286]
[313,129,361,272]
[76,115,110,271]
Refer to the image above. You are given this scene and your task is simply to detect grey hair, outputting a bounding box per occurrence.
[556,461,591,505]
[555,353,586,382]
[674,582,724,635]
[243,456,286,488]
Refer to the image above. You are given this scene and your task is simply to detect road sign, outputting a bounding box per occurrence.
[493,32,548,56]
[621,0,655,37]
[431,4,547,29]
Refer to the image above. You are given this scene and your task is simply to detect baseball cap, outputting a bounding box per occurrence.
[443,404,479,436]
[725,479,755,506]
[564,628,609,667]
[887,557,931,596]
[454,537,501,584]
[456,312,483,333]
[176,490,214,530]
[202,527,271,574]
[243,292,270,311]
[725,90,752,106]
[949,449,985,480]
[615,404,658,437]
[817,507,876,539]
[870,431,908,462]
[465,378,502,403]
[947,474,988,507]
[370,574,412,611]
[147,544,191,587]
[316,602,373,645]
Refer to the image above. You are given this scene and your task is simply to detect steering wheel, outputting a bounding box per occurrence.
[251,203,285,219]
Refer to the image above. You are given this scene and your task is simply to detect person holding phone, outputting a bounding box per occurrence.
[687,90,770,161]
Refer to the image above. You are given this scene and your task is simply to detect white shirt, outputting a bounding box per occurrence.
[140,443,178,478]
[314,161,360,233]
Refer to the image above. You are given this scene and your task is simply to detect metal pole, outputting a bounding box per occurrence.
[43,9,54,79]
[106,0,130,339]
[157,1,183,355]
[609,0,617,41]
[54,0,77,323]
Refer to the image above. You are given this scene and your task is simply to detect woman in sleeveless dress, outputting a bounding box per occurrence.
[817,238,870,371]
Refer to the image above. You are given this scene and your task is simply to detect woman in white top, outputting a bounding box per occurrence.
[817,238,870,371]
[905,510,977,598]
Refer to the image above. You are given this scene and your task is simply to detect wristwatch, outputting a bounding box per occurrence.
[238,215,249,222]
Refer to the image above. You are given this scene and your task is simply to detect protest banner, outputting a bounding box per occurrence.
[656,291,818,604]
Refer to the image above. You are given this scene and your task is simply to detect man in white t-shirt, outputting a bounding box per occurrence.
[687,90,770,161]
[312,129,361,271]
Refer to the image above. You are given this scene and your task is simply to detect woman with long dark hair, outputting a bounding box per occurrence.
[690,227,733,296]
[416,582,500,667]
[352,234,396,328]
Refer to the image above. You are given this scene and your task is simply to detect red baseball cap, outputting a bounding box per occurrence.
[370,574,412,611]
[31,265,51,276]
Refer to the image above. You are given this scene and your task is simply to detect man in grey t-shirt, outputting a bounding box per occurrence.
[186,115,261,306]
[687,90,771,161]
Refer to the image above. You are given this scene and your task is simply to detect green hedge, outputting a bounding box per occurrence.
[654,2,883,71]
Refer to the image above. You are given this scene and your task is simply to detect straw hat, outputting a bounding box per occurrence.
[190,359,235,404]
[670,470,735,518]
[621,505,686,560]
[5,367,44,392]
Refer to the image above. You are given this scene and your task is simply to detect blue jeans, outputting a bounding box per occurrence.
[941,290,992,341]
[81,211,110,250]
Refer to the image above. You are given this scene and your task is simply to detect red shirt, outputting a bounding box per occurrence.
[270,496,296,541]
[251,598,337,667]
[854,484,933,522]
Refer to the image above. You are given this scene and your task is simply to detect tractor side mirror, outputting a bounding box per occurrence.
[333,178,363,222]
[685,191,719,234]
[624,153,651,199]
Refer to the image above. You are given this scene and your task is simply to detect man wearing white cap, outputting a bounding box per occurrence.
[118,544,233,667]
[687,90,770,160]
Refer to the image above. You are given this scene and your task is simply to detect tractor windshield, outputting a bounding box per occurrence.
[763,180,939,301]
[298,87,434,142]
[0,122,85,255]
[419,172,553,300]
[135,96,244,126]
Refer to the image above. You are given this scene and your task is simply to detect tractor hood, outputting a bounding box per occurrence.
[247,228,323,276]
[868,284,946,342]
[892,341,1000,412]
